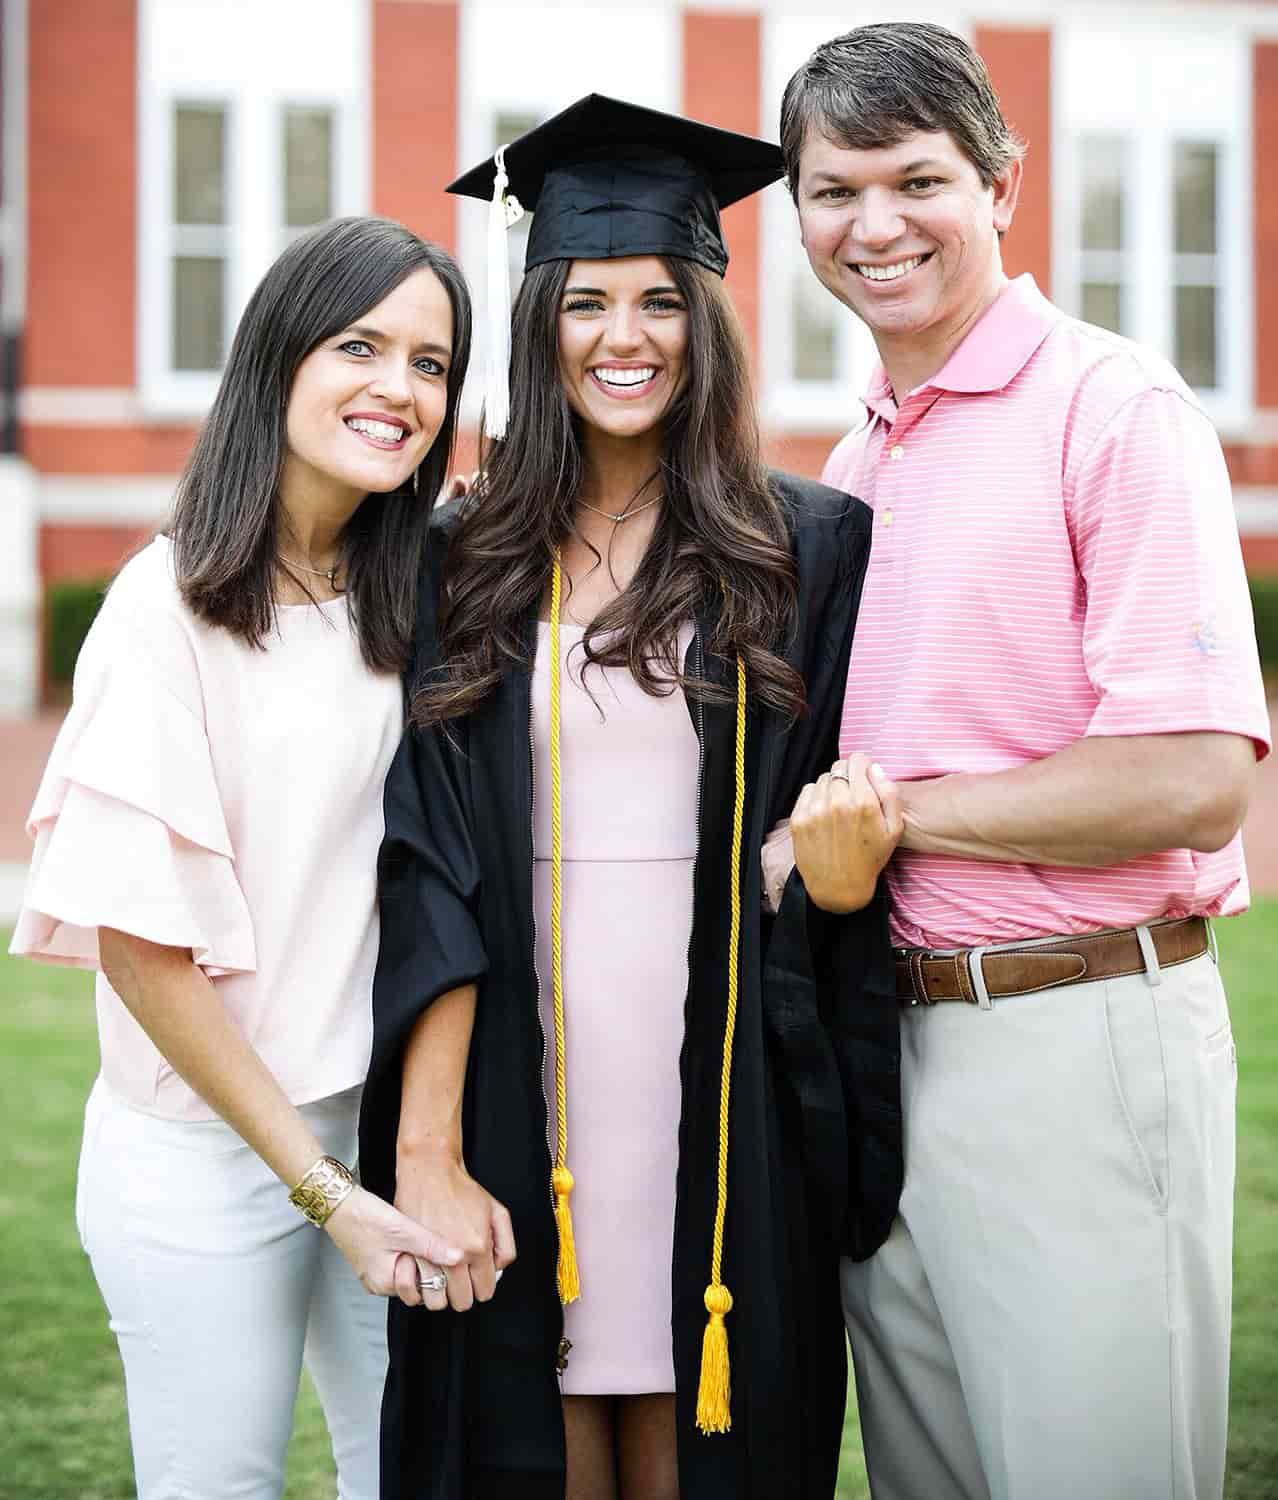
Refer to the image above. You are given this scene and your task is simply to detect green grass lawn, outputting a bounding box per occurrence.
[1,908,1274,1498]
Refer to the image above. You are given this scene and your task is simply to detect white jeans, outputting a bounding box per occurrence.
[77,1080,388,1500]
[843,944,1236,1500]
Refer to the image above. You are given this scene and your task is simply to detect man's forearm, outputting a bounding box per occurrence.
[899,731,1256,867]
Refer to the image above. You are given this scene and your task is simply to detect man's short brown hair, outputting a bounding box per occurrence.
[780,22,1025,197]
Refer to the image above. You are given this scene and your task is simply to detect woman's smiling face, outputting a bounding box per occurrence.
[282,267,455,507]
[556,256,689,441]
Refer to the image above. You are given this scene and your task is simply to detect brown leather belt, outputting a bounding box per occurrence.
[895,916,1209,1009]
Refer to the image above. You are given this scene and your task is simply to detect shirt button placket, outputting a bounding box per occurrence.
[877,430,902,550]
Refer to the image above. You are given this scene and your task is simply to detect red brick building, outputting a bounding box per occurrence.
[2,0,1276,711]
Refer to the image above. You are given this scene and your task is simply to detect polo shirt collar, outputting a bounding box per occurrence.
[861,274,1061,421]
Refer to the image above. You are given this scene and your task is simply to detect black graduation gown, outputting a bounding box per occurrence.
[359,472,903,1500]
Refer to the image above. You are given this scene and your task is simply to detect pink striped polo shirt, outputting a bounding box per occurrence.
[825,274,1271,950]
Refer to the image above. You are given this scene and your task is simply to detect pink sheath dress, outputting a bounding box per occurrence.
[532,621,699,1395]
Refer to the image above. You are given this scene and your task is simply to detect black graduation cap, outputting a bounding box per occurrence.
[448,95,785,438]
[448,93,785,278]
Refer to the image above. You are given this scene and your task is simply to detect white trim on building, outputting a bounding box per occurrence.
[0,456,39,713]
[1234,487,1278,536]
[19,388,150,425]
[38,476,176,525]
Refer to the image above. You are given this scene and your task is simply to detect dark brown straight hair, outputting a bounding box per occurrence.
[780,22,1025,197]
[412,255,804,726]
[169,216,472,674]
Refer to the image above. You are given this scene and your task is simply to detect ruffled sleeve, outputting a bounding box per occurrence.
[9,556,255,976]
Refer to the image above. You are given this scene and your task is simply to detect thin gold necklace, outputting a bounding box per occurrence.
[576,473,662,525]
[280,554,342,588]
[576,494,662,524]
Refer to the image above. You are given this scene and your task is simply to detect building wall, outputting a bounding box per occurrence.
[12,0,1278,706]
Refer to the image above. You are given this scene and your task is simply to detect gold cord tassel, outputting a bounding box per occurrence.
[696,653,747,1435]
[552,1164,580,1303]
[697,1284,734,1432]
[549,554,581,1304]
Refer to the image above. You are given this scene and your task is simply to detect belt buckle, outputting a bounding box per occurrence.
[900,944,995,1010]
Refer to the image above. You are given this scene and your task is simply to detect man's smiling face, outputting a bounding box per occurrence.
[795,127,1019,362]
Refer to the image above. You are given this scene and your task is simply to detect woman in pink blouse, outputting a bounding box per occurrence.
[10,216,486,1500]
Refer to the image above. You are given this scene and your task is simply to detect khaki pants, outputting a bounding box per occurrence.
[843,943,1236,1500]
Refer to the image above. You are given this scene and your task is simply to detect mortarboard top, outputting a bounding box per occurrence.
[447,93,786,278]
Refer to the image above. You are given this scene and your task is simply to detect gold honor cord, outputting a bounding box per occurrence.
[548,554,580,1304]
[695,651,747,1435]
[548,551,746,1423]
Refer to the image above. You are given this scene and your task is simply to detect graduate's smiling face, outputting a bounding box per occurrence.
[282,268,454,508]
[556,256,689,440]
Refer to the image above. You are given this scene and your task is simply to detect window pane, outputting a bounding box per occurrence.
[173,256,225,370]
[1174,143,1217,255]
[284,106,334,227]
[1081,282,1123,335]
[175,105,226,225]
[1175,284,1217,388]
[494,111,540,150]
[792,275,837,382]
[1079,135,1125,252]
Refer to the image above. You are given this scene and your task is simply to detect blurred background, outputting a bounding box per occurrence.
[1,0,1277,731]
[0,6,1274,1496]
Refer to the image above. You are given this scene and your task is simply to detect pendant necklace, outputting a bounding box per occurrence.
[280,554,343,590]
[576,473,662,525]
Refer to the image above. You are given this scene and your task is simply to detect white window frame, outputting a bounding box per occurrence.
[1054,18,1252,432]
[138,0,368,419]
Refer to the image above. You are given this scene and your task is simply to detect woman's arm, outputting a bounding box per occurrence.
[389,982,516,1313]
[99,928,464,1293]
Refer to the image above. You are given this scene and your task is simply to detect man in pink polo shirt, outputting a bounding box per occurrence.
[777,21,1271,1500]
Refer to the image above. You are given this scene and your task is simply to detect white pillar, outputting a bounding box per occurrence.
[0,455,40,714]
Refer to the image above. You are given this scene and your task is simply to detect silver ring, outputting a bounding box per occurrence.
[417,1273,447,1293]
[829,771,850,783]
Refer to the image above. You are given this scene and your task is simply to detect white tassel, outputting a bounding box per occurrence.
[484,146,523,442]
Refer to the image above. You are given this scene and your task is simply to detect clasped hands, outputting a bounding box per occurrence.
[390,1145,516,1313]
[763,752,904,914]
[339,752,900,1312]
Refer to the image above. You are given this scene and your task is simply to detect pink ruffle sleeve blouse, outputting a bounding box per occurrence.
[10,537,402,1120]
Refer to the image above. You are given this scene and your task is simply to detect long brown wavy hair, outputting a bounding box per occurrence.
[412,255,804,726]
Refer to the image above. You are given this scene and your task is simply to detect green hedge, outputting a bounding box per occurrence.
[1253,576,1278,673]
[46,577,109,686]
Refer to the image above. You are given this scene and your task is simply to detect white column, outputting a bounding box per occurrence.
[0,455,40,714]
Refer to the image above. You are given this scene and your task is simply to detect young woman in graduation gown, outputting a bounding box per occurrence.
[358,98,904,1500]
